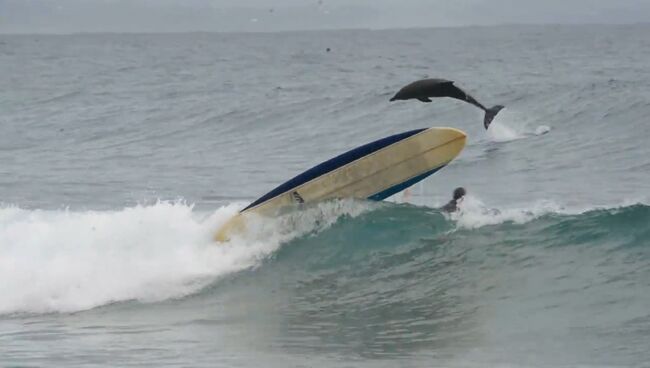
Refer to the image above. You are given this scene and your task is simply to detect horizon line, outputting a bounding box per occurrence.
[1,21,649,36]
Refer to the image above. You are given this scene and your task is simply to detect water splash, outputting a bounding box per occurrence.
[487,108,551,142]
[450,195,563,229]
[0,199,373,315]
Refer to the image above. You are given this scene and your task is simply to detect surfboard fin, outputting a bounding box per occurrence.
[484,105,505,130]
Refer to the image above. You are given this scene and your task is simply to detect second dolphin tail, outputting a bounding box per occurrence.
[484,105,505,130]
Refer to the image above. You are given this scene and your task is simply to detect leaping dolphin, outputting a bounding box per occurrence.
[390,78,504,129]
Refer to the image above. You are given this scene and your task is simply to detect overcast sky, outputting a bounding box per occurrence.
[2,0,650,34]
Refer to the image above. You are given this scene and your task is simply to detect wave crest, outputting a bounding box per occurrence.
[2,200,648,315]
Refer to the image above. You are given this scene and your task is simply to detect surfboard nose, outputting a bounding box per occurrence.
[429,127,467,161]
[443,127,467,139]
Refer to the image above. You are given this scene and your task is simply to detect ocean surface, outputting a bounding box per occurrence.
[1,24,650,367]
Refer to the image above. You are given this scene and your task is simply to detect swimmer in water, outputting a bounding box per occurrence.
[441,187,466,213]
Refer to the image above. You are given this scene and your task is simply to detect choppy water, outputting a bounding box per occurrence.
[1,25,650,367]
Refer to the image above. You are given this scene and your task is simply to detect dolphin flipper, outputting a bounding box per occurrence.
[418,97,432,102]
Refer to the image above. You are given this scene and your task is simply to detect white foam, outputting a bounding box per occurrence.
[447,195,650,230]
[486,109,551,142]
[487,121,525,142]
[450,195,564,229]
[232,199,376,244]
[535,125,551,135]
[0,199,373,315]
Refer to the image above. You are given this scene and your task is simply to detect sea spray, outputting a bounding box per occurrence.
[0,199,374,314]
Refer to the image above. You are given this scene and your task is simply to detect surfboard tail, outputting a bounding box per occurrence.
[214,214,247,242]
[484,105,505,130]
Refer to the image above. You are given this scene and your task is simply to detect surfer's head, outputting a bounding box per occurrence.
[453,187,466,200]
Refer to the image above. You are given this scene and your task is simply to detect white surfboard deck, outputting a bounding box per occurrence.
[215,126,466,241]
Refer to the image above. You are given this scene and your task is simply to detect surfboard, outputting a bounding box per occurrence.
[214,126,466,241]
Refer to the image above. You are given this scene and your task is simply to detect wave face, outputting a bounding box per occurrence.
[209,202,650,362]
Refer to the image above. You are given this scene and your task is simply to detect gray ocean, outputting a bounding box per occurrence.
[1,24,650,367]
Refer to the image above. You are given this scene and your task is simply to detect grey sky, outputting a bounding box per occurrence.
[1,0,650,34]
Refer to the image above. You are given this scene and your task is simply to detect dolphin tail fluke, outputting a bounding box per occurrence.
[484,105,505,130]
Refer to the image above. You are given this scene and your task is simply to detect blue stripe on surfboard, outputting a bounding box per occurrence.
[367,164,446,201]
[241,128,427,212]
